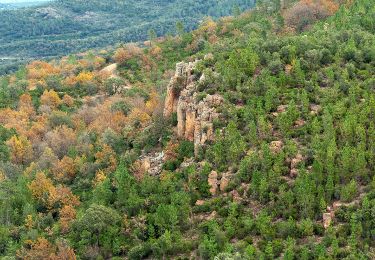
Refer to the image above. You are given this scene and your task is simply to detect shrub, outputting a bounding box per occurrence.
[340,180,358,202]
[178,141,194,159]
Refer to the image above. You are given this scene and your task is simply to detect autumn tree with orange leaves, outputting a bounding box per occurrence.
[59,205,77,234]
[284,0,339,31]
[6,135,33,165]
[17,237,76,260]
[52,156,77,182]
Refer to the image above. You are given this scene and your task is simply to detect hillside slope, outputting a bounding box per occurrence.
[0,0,374,259]
[0,0,255,74]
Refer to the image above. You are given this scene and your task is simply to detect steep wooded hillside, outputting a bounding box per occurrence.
[0,0,374,259]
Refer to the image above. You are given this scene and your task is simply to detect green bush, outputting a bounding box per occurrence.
[178,140,194,159]
[340,180,358,202]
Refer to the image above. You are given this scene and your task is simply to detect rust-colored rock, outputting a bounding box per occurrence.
[290,153,303,177]
[195,200,205,206]
[323,212,334,229]
[294,119,306,128]
[220,172,231,192]
[185,109,196,141]
[230,190,242,203]
[164,86,179,118]
[208,170,218,195]
[142,158,151,173]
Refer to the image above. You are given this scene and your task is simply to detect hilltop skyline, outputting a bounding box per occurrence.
[0,0,49,3]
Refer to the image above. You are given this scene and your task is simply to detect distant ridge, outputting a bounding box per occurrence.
[0,0,255,74]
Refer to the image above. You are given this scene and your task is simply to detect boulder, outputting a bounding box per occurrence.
[100,63,118,75]
[195,200,205,206]
[208,171,218,195]
[323,212,333,229]
[277,105,288,113]
[230,190,242,203]
[207,211,217,220]
[310,104,321,115]
[270,141,283,153]
[294,119,306,128]
[220,172,231,192]
[332,201,343,211]
[204,53,214,61]
[290,153,303,177]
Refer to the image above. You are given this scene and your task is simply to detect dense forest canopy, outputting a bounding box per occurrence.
[0,0,255,74]
[0,0,375,259]
[0,1,49,10]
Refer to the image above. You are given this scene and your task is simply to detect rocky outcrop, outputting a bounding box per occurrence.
[139,151,164,176]
[270,141,283,154]
[195,200,205,206]
[220,172,232,192]
[164,61,197,118]
[290,153,303,177]
[323,212,333,229]
[208,170,218,195]
[164,61,223,155]
[208,171,233,195]
[310,104,322,115]
[193,94,223,155]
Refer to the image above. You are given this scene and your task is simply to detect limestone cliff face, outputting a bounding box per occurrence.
[164,61,223,155]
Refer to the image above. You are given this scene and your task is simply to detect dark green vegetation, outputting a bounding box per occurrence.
[0,1,49,10]
[0,0,375,259]
[0,0,255,74]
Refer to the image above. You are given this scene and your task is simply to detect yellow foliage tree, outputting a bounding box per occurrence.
[6,135,33,165]
[93,169,107,186]
[145,91,161,115]
[51,240,77,260]
[93,56,106,69]
[94,144,117,173]
[75,71,94,84]
[24,215,34,230]
[18,237,77,260]
[127,108,152,128]
[28,172,56,207]
[114,44,142,65]
[41,90,62,109]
